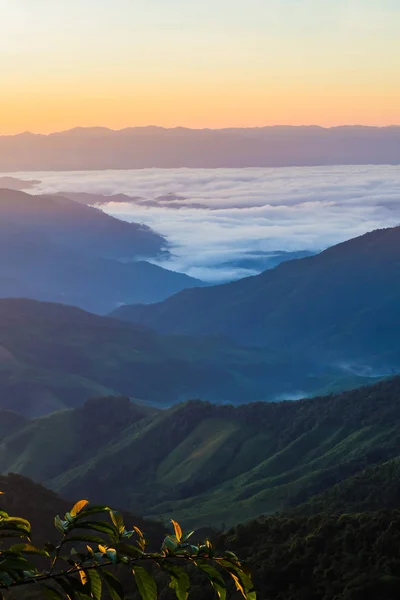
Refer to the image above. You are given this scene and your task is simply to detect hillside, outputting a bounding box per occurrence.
[113,225,400,372]
[0,189,204,312]
[217,511,400,600]
[0,298,328,416]
[1,126,400,170]
[0,473,165,553]
[3,378,400,529]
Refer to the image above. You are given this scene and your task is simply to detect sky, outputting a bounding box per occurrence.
[1,0,400,133]
[11,165,400,281]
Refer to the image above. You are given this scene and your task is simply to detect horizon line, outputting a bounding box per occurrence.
[2,123,400,137]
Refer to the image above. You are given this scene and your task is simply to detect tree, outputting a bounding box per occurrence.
[0,498,255,599]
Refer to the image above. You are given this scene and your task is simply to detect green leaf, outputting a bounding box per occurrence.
[110,511,125,534]
[106,548,118,564]
[55,577,76,600]
[0,572,14,587]
[88,569,102,600]
[43,586,65,600]
[116,542,144,557]
[168,566,190,600]
[74,521,117,536]
[195,562,226,600]
[0,556,32,572]
[8,543,49,556]
[3,517,31,531]
[70,500,90,518]
[55,515,67,534]
[0,531,26,539]
[162,536,178,553]
[219,560,256,600]
[77,506,111,518]
[133,565,157,600]
[102,569,124,600]
[182,531,195,542]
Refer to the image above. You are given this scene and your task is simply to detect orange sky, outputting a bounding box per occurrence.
[1,0,399,133]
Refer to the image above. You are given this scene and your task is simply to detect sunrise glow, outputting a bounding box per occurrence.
[1,0,400,133]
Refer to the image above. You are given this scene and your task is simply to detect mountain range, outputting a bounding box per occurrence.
[0,189,203,312]
[1,126,400,170]
[113,225,400,375]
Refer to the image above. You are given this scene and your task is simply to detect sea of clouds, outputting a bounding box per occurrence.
[11,165,400,281]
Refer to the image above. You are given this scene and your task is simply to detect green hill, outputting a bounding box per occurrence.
[3,377,400,529]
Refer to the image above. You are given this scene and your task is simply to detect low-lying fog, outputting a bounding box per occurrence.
[6,165,400,282]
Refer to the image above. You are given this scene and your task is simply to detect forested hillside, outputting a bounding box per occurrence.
[217,511,400,600]
[3,377,400,529]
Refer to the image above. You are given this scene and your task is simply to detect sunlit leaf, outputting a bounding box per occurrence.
[70,500,90,518]
[79,569,89,586]
[133,565,157,600]
[171,520,182,543]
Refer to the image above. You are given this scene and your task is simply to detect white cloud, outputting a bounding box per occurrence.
[9,165,400,282]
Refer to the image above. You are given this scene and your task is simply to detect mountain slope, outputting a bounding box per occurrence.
[113,226,400,370]
[0,298,324,416]
[3,377,400,529]
[0,189,204,312]
[0,188,165,259]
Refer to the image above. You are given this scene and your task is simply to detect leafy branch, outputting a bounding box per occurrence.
[0,499,256,599]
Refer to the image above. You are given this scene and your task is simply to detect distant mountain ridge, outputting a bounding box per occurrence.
[1,125,400,169]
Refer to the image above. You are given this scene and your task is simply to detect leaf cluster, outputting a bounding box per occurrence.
[0,499,255,600]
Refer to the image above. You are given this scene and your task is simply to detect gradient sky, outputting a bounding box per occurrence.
[1,0,399,133]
